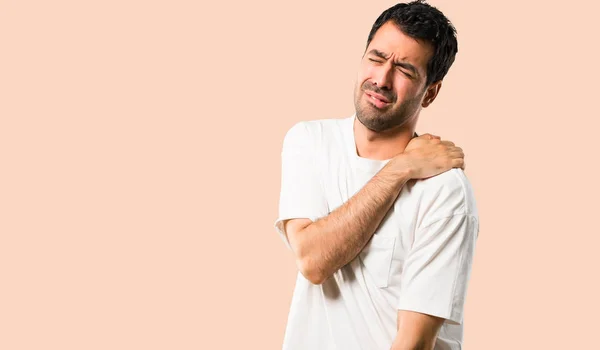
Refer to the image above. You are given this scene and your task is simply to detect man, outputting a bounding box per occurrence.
[274,1,478,349]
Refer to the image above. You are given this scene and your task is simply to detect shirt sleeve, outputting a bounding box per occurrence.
[274,122,329,250]
[397,213,478,325]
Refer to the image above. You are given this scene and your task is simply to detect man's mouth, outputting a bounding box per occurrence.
[364,90,392,109]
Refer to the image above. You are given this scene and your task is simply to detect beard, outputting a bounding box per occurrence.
[354,80,423,132]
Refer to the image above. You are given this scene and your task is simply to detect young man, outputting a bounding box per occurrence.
[274,2,479,349]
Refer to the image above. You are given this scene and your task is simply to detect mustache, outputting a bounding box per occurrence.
[361,81,396,102]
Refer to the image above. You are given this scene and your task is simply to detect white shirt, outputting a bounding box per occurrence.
[274,115,479,350]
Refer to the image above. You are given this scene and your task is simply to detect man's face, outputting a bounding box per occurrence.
[354,21,435,132]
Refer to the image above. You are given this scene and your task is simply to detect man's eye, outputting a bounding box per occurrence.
[368,58,383,63]
[398,69,412,78]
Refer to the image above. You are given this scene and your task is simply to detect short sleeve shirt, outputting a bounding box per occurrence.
[274,115,479,350]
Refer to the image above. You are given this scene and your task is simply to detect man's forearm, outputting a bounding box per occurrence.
[288,156,412,284]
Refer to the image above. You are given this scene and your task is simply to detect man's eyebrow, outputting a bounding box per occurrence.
[367,49,389,59]
[366,49,419,77]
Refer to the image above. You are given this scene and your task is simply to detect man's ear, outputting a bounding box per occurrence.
[421,80,442,108]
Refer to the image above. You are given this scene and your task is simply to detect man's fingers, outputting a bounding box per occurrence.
[449,150,464,159]
[452,158,465,169]
[449,146,464,158]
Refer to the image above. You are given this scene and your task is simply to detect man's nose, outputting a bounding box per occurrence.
[372,64,393,90]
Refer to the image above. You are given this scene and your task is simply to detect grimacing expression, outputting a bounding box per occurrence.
[354,21,436,132]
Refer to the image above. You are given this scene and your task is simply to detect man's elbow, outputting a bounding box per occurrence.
[296,255,329,285]
[287,224,330,285]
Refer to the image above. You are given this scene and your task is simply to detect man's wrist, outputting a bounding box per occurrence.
[388,154,415,180]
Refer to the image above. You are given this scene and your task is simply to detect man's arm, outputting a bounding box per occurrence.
[284,135,465,284]
[285,156,411,284]
[390,311,444,350]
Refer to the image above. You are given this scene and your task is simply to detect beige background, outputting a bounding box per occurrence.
[1,0,599,349]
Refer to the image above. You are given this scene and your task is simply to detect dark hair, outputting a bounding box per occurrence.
[366,0,458,87]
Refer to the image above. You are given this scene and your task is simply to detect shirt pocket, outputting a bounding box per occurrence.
[359,234,396,288]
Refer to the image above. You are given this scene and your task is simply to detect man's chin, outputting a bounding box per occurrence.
[356,113,392,132]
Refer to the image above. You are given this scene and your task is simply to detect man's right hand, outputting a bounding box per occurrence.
[391,133,465,180]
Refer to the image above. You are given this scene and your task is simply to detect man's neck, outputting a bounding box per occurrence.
[353,116,416,161]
